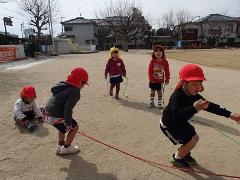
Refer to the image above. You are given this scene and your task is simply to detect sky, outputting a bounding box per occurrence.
[0,0,240,37]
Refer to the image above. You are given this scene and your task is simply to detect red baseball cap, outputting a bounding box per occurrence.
[21,86,36,98]
[66,67,89,88]
[179,64,206,81]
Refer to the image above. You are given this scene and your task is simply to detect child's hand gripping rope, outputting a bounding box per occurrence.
[193,99,209,111]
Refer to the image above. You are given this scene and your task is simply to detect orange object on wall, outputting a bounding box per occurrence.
[0,47,17,62]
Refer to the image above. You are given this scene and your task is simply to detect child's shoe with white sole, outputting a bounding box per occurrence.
[59,145,80,155]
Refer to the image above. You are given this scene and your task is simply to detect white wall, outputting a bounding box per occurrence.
[64,24,96,45]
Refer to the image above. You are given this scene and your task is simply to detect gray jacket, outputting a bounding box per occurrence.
[45,82,80,126]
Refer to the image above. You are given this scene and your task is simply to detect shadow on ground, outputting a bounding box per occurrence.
[184,164,227,180]
[118,98,163,116]
[59,154,118,180]
[191,116,240,136]
[15,122,49,137]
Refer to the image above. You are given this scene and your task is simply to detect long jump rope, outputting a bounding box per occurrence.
[93,74,240,179]
[77,131,240,179]
[100,76,128,97]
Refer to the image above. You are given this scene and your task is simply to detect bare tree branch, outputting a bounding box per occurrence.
[161,8,193,41]
[96,0,150,51]
[18,0,59,39]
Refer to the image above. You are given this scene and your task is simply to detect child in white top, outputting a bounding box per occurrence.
[13,86,43,132]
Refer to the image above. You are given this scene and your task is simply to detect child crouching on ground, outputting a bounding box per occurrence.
[13,86,44,132]
[45,67,89,155]
[160,64,240,168]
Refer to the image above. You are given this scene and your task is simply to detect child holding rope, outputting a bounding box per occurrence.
[45,67,89,155]
[105,47,126,100]
[13,86,44,132]
[160,63,240,168]
[148,45,170,109]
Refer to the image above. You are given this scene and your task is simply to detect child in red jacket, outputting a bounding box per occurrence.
[148,45,170,108]
[105,47,126,99]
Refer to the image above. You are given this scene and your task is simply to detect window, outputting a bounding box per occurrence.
[64,26,73,31]
[227,38,235,42]
[225,24,233,33]
[85,40,91,44]
[185,29,195,33]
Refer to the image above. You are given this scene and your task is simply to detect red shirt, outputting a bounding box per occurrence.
[105,58,126,77]
[148,58,170,83]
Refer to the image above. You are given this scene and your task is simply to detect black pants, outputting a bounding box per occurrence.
[53,119,78,134]
[160,122,196,145]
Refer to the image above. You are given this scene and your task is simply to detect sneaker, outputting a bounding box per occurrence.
[184,153,197,165]
[148,102,155,108]
[56,145,62,154]
[170,154,190,168]
[27,124,38,132]
[59,145,80,155]
[157,104,164,109]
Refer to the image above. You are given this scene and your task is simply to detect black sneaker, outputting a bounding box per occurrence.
[157,103,164,109]
[27,124,37,132]
[184,153,197,165]
[147,102,155,108]
[109,91,113,96]
[170,154,190,168]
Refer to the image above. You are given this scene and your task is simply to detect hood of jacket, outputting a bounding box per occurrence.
[51,81,75,95]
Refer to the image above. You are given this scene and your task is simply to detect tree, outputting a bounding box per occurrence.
[18,0,59,47]
[161,8,193,44]
[131,7,152,49]
[97,0,151,51]
[95,20,112,50]
[161,10,174,30]
[208,23,222,47]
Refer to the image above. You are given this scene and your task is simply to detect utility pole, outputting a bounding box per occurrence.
[4,19,7,35]
[60,16,65,35]
[21,22,24,38]
[4,20,7,44]
[79,6,82,17]
[3,17,13,44]
[48,0,57,55]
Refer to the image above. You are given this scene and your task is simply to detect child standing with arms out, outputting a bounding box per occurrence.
[148,45,170,109]
[160,64,240,168]
[13,86,43,132]
[45,67,88,155]
[105,47,126,100]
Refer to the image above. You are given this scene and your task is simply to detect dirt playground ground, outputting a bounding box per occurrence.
[0,49,239,180]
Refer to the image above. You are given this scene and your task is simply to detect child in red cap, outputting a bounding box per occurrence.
[45,67,88,155]
[13,86,43,132]
[105,47,126,99]
[148,45,170,108]
[160,64,240,168]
